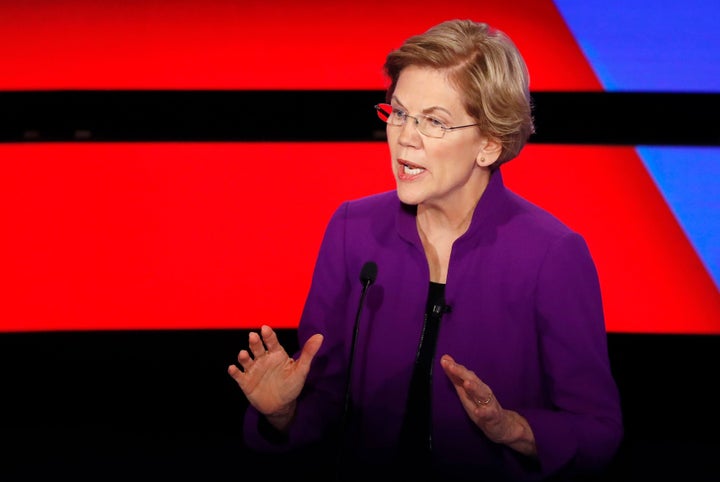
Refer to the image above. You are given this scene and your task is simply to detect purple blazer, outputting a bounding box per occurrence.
[244,170,623,480]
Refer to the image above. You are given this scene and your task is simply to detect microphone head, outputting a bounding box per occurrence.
[360,261,378,286]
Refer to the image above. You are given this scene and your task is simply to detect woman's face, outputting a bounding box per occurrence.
[387,65,495,210]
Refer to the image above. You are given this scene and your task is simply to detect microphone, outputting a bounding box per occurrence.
[336,261,378,480]
[360,261,378,289]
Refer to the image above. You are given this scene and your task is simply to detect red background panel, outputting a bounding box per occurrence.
[1,142,392,331]
[1,142,718,334]
[0,0,600,91]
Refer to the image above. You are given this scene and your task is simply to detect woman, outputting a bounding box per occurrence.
[229,19,623,481]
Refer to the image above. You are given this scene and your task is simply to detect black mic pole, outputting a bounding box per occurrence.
[336,261,378,481]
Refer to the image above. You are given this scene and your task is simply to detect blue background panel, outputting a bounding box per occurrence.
[637,146,720,291]
[554,0,720,93]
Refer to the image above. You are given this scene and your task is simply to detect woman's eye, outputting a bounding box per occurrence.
[392,108,407,120]
[428,117,445,128]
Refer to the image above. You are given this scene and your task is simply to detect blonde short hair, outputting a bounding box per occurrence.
[384,19,535,167]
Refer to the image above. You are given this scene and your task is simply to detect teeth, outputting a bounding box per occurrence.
[403,164,424,175]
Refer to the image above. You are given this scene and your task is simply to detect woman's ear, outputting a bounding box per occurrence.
[476,137,503,167]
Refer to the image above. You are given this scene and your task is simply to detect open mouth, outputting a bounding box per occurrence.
[399,159,425,176]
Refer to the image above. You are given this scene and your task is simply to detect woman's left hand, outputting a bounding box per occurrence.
[440,354,537,456]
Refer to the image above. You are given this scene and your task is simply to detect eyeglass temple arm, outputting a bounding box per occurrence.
[376,104,392,117]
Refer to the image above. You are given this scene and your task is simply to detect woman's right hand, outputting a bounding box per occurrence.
[228,325,324,430]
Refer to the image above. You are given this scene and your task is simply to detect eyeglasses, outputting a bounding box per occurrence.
[374,103,480,139]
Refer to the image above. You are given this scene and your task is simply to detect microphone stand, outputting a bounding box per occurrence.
[335,262,376,481]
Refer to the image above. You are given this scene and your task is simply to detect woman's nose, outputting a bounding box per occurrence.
[397,116,421,145]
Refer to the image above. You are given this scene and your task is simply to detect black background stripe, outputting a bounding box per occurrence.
[2,90,719,145]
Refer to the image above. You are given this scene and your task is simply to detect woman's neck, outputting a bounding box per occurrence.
[416,200,479,284]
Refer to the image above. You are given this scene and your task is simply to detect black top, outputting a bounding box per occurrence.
[396,281,447,477]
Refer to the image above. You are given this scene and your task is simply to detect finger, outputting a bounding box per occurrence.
[442,356,490,409]
[442,365,482,415]
[474,391,494,408]
[248,330,267,358]
[296,334,324,375]
[260,325,283,354]
[237,349,253,369]
[460,378,494,413]
[227,364,243,384]
[443,354,481,383]
[440,354,466,386]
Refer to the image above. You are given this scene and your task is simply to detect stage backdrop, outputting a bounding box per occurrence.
[1,0,718,334]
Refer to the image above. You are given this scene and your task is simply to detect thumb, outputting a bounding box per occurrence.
[296,333,324,374]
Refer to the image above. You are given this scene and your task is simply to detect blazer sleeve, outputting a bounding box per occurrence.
[515,231,624,478]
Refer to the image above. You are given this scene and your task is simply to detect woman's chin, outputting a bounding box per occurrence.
[396,189,424,206]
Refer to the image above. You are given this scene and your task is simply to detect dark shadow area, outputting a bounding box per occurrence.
[0,330,718,481]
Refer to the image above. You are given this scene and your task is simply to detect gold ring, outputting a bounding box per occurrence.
[476,394,492,406]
